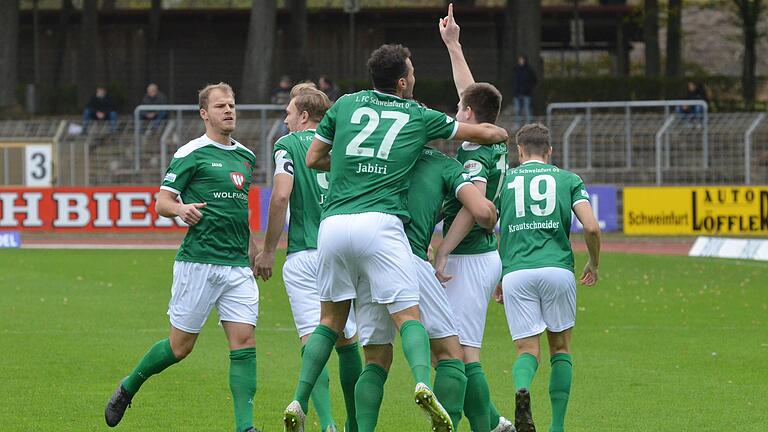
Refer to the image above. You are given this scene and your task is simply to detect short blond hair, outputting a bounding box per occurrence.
[293,88,332,123]
[515,123,551,155]
[198,82,234,109]
[290,82,318,99]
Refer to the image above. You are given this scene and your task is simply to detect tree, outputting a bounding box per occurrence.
[78,0,100,104]
[516,0,542,80]
[497,0,519,97]
[147,0,162,83]
[53,0,74,88]
[733,0,765,109]
[242,0,277,103]
[0,0,19,110]
[643,0,660,76]
[665,0,682,77]
[287,0,308,80]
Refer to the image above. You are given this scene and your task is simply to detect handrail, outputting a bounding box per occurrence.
[546,99,709,114]
[561,115,582,169]
[744,113,766,184]
[655,115,677,185]
[159,120,177,181]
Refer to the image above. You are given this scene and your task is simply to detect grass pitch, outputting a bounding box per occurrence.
[0,249,766,431]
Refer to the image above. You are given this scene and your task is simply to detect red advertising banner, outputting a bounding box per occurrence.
[0,187,262,232]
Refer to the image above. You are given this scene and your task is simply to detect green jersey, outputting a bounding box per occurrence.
[160,134,256,267]
[273,129,328,254]
[498,160,589,275]
[315,90,458,221]
[404,147,472,261]
[442,141,508,254]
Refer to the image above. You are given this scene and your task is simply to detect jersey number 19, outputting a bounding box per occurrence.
[508,174,556,218]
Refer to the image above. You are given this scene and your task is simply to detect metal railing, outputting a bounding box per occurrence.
[133,104,286,172]
[744,113,766,184]
[3,104,768,188]
[547,99,710,172]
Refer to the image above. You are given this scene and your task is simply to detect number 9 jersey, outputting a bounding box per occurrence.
[499,160,590,276]
[314,90,458,221]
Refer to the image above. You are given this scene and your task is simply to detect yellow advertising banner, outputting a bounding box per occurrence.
[623,186,768,235]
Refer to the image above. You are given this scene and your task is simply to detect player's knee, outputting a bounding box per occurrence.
[319,315,347,334]
[364,345,393,371]
[548,339,570,354]
[514,342,540,362]
[171,341,194,360]
[430,336,463,362]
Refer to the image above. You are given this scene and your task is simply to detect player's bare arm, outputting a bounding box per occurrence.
[248,232,260,272]
[573,201,601,286]
[255,173,294,281]
[306,138,331,171]
[155,189,206,226]
[454,122,509,144]
[435,182,496,283]
[439,3,475,97]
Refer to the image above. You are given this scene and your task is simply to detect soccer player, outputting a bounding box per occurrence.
[254,84,362,432]
[497,123,601,432]
[282,44,509,432]
[104,83,261,432]
[435,6,513,432]
[404,144,497,429]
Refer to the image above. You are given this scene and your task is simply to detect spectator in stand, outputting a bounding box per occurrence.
[272,76,294,137]
[82,85,118,134]
[140,83,169,130]
[676,81,708,124]
[271,76,293,106]
[318,75,341,102]
[513,55,537,129]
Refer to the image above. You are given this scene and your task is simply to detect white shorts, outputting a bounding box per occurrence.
[412,255,459,340]
[283,250,356,340]
[502,267,576,340]
[318,212,419,346]
[443,251,502,348]
[167,261,259,334]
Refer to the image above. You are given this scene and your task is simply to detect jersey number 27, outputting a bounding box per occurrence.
[346,108,410,160]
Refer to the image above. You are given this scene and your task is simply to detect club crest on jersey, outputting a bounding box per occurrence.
[230,172,246,190]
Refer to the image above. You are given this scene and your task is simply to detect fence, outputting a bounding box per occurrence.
[2,103,768,188]
[30,105,285,188]
[544,101,768,186]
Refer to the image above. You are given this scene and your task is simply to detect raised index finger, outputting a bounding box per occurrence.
[448,3,454,21]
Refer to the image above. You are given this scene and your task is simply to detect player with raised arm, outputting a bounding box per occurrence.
[434,5,513,432]
[254,84,362,432]
[104,83,262,432]
[404,144,498,429]
[282,44,509,432]
[497,123,601,432]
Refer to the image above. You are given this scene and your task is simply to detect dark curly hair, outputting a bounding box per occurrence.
[367,44,412,94]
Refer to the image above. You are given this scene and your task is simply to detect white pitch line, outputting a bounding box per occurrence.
[21,243,179,250]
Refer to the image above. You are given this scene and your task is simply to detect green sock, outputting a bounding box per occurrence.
[122,338,180,395]
[513,353,539,391]
[399,320,431,385]
[229,347,257,432]
[489,400,501,429]
[464,362,491,432]
[433,359,467,428]
[336,342,362,432]
[294,325,339,413]
[549,353,573,432]
[305,345,335,432]
[354,363,388,432]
